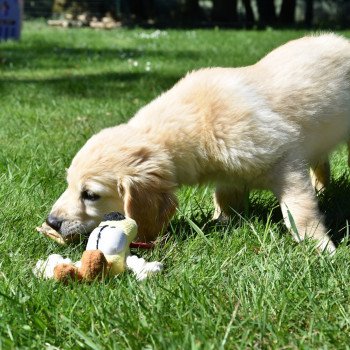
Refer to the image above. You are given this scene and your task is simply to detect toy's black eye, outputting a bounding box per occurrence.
[81,190,100,201]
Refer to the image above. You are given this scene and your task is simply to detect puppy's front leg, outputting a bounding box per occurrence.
[310,159,330,192]
[271,160,335,254]
[213,185,249,222]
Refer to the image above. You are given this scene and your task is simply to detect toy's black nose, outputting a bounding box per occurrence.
[46,214,63,231]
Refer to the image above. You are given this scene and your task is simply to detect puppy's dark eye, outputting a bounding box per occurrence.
[81,190,100,201]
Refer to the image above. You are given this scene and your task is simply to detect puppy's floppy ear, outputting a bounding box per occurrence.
[120,177,178,242]
[117,146,178,241]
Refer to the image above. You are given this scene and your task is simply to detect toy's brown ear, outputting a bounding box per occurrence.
[121,178,178,242]
[54,264,81,283]
[79,250,108,281]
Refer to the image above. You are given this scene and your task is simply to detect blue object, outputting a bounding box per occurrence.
[0,0,21,41]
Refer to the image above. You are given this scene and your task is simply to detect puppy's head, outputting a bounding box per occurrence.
[47,125,178,242]
[47,176,124,239]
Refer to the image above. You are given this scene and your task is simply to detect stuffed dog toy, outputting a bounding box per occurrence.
[34,212,163,282]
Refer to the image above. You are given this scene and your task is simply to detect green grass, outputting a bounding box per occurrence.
[1,21,350,349]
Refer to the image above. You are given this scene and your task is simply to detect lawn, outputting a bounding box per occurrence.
[1,21,350,349]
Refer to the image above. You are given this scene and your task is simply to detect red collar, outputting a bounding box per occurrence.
[130,241,155,249]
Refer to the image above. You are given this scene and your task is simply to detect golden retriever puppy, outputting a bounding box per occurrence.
[47,33,350,253]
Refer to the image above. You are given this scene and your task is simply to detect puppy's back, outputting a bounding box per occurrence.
[129,34,350,176]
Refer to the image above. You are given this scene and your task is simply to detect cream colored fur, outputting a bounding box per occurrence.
[49,33,350,253]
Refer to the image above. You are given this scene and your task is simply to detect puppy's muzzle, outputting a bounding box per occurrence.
[46,214,63,232]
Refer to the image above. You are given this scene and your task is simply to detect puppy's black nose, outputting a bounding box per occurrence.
[46,215,63,231]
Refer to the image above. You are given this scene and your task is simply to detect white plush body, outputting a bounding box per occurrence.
[86,225,127,255]
[86,218,137,274]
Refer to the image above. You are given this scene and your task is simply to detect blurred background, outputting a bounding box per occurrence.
[23,0,350,29]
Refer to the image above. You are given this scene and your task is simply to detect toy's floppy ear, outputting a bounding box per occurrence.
[80,250,108,281]
[120,177,178,242]
[54,264,81,283]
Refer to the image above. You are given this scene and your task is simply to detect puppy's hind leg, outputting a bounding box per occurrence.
[272,160,335,254]
[310,158,330,193]
[213,184,249,222]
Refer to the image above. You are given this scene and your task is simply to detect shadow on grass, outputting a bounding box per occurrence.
[319,174,350,245]
[0,41,200,70]
[0,71,180,99]
[168,174,350,247]
[0,39,199,98]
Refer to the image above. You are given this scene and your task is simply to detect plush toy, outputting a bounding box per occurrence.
[34,212,163,282]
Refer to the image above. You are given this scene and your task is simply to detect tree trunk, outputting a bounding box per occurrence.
[242,0,254,26]
[212,0,237,23]
[184,0,202,21]
[130,0,154,21]
[256,0,276,26]
[279,0,296,25]
[304,0,313,27]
